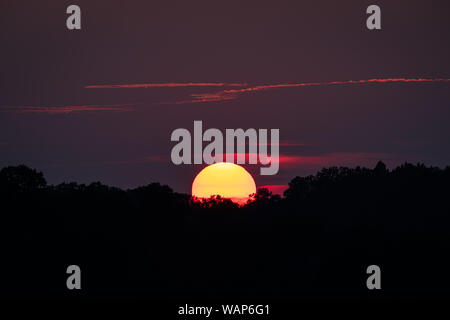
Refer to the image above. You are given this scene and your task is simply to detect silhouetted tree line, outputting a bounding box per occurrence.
[0,162,449,299]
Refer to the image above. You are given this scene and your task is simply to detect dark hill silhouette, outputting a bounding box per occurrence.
[0,161,449,299]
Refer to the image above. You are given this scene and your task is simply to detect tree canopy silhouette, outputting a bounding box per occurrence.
[1,161,449,299]
[0,165,46,192]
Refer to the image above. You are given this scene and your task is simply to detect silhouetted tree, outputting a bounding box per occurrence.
[1,161,450,299]
[246,187,281,207]
[0,165,46,192]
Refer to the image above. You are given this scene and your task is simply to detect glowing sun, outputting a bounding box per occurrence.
[192,162,257,204]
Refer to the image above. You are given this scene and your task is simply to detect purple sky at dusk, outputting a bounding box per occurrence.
[1,0,449,194]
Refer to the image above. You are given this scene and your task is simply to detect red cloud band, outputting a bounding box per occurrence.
[85,82,247,89]
[155,77,450,104]
[0,103,138,114]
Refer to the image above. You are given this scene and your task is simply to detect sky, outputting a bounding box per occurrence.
[1,0,449,194]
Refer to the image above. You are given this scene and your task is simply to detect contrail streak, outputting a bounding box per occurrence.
[156,77,450,104]
[0,103,139,114]
[223,78,450,94]
[85,82,247,89]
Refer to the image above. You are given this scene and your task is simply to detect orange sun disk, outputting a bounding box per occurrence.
[192,162,257,204]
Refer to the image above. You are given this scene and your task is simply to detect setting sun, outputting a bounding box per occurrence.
[192,162,257,204]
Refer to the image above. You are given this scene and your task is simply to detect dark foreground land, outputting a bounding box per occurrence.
[0,161,449,300]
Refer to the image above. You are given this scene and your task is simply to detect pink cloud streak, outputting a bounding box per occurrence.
[145,152,396,168]
[155,77,450,104]
[85,82,247,89]
[0,103,139,114]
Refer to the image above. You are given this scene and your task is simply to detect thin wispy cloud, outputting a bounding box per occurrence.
[222,78,450,95]
[244,141,307,147]
[6,78,447,115]
[152,77,450,104]
[85,82,247,89]
[218,152,396,167]
[144,152,397,167]
[0,103,139,114]
[157,92,238,105]
[276,152,397,167]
